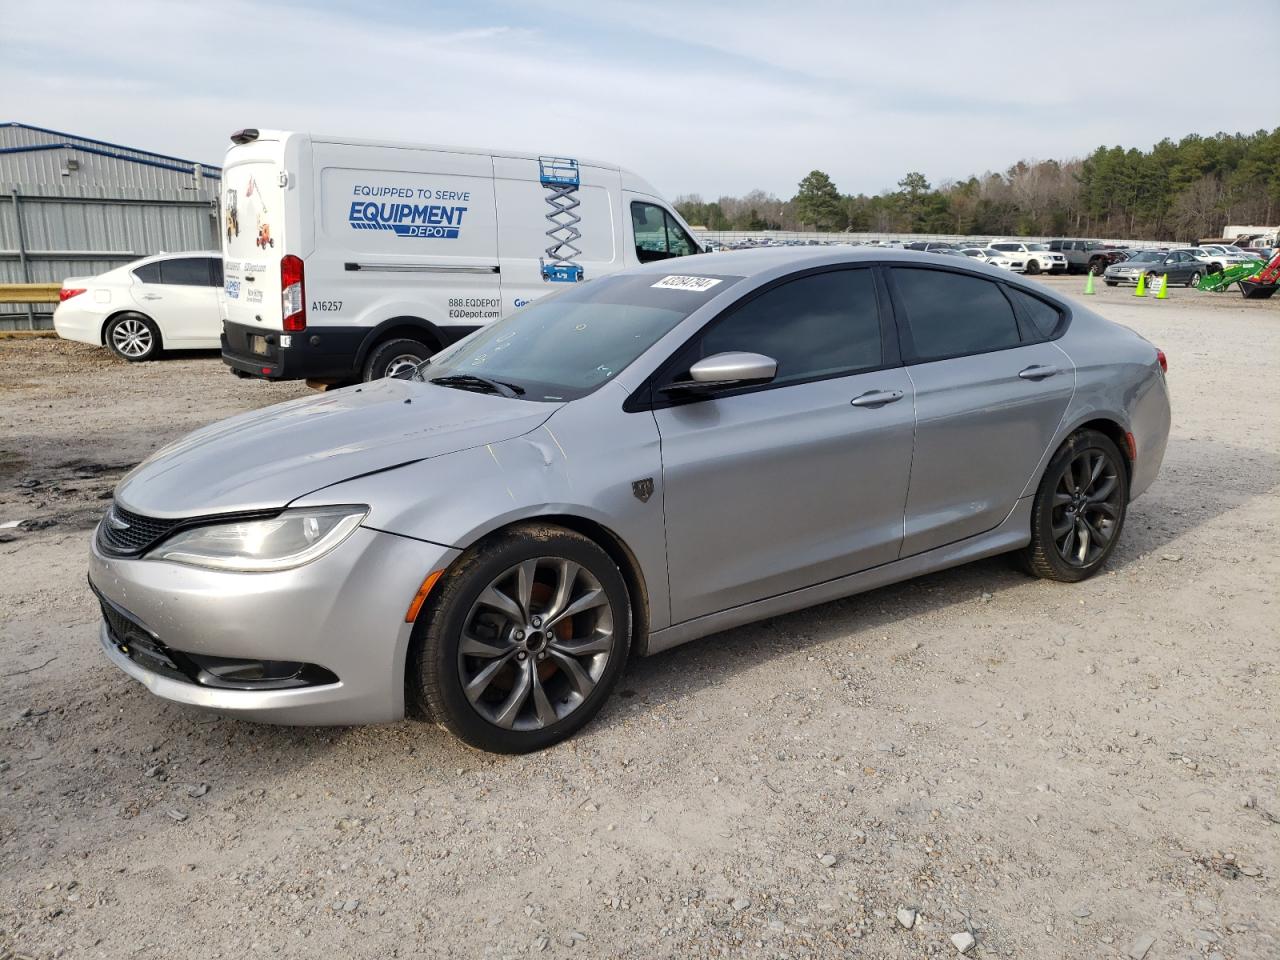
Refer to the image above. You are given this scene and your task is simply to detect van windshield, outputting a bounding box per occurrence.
[417,273,741,402]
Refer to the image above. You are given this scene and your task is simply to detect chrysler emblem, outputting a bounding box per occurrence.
[631,478,654,503]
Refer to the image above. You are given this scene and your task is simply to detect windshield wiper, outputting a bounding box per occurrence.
[429,374,525,399]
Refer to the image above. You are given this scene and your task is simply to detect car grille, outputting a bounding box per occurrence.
[97,503,182,557]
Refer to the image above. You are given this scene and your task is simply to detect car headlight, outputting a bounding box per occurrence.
[148,506,368,571]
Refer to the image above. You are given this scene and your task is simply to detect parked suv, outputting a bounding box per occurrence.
[1046,239,1129,276]
[988,241,1067,275]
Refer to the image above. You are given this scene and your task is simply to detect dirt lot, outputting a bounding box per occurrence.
[1,278,1277,960]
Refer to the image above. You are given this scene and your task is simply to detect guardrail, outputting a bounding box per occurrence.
[0,283,61,304]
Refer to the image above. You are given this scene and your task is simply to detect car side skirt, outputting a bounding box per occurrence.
[642,496,1033,656]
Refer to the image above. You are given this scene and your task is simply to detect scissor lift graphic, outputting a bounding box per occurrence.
[538,156,584,283]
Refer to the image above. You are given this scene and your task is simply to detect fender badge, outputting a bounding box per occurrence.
[631,478,654,503]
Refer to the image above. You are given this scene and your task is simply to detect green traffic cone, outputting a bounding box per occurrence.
[1083,270,1095,295]
[1156,274,1169,299]
[1134,272,1146,297]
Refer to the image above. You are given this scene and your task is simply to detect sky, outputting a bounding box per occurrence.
[4,0,1276,200]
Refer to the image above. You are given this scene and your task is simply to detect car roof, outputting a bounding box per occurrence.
[627,247,1061,297]
[128,251,220,266]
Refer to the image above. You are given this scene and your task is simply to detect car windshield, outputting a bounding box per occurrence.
[1130,251,1164,263]
[417,272,741,402]
[1024,243,1048,251]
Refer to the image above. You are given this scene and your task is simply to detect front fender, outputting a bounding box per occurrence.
[292,383,672,630]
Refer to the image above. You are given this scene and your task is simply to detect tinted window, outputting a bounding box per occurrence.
[631,202,697,263]
[132,262,162,283]
[992,243,1018,252]
[159,257,213,286]
[892,268,1021,361]
[1006,287,1063,339]
[209,258,224,286]
[688,269,881,386]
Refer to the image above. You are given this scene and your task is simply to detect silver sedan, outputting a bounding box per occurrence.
[89,249,1171,752]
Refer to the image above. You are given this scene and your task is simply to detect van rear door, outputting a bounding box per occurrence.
[222,140,287,332]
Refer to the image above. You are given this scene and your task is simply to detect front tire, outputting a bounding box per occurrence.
[104,313,161,362]
[1026,259,1041,275]
[1020,429,1128,583]
[363,337,435,381]
[1188,270,1203,288]
[410,524,633,753]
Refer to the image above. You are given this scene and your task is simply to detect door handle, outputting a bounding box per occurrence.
[141,294,163,301]
[1018,364,1058,380]
[851,389,904,408]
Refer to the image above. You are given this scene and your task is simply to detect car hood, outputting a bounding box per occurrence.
[114,378,558,517]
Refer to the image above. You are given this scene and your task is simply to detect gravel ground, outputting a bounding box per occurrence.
[1,278,1277,960]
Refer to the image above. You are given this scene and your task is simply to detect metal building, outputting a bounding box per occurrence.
[0,122,221,330]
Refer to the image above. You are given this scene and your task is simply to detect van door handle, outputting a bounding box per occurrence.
[141,294,162,301]
[1018,364,1058,380]
[851,389,904,408]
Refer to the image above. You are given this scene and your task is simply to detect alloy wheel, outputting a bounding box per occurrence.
[1052,449,1122,567]
[458,557,615,731]
[111,318,154,358]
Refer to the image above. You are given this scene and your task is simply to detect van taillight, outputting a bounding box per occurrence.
[60,288,86,302]
[281,255,305,332]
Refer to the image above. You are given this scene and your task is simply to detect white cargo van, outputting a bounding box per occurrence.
[219,129,703,382]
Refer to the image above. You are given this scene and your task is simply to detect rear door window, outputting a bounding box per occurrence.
[159,257,216,286]
[891,268,1022,361]
[1006,287,1064,339]
[132,262,162,284]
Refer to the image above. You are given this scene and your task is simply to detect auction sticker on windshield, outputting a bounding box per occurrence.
[651,275,723,292]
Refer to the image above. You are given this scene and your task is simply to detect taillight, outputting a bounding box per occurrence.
[59,288,86,302]
[1156,348,1167,373]
[281,255,306,332]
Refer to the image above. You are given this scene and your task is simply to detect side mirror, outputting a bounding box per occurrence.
[662,352,778,394]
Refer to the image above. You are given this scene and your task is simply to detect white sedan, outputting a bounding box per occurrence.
[959,247,1025,272]
[53,252,224,362]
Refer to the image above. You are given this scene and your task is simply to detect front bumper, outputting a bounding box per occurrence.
[89,524,460,725]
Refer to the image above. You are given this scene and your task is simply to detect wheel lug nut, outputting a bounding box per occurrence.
[531,616,542,628]
[517,651,527,661]
[537,652,546,661]
[514,629,525,641]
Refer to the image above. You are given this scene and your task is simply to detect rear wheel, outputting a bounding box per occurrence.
[105,313,161,362]
[363,337,435,381]
[1020,429,1127,583]
[410,524,632,753]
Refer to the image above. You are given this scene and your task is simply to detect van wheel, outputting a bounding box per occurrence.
[105,313,162,362]
[363,338,435,381]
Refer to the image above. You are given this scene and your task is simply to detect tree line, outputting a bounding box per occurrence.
[675,128,1280,241]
